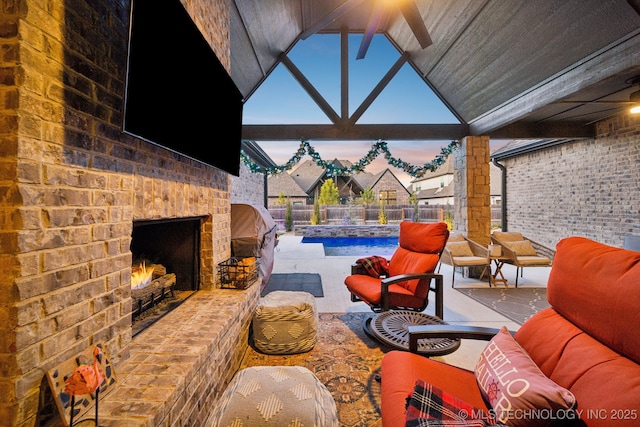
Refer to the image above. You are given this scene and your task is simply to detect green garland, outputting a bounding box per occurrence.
[240,139,459,179]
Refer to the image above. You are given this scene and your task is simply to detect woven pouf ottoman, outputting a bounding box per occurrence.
[207,366,339,427]
[252,291,318,354]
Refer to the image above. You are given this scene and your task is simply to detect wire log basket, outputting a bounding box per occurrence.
[217,256,260,289]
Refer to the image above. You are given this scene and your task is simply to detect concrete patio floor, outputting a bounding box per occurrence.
[271,233,551,370]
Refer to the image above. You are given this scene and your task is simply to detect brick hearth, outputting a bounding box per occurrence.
[97,286,259,426]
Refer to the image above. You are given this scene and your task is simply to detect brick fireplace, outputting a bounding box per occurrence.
[0,0,258,425]
[131,217,202,292]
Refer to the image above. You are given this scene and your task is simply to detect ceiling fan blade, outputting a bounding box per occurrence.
[356,1,386,60]
[398,0,432,48]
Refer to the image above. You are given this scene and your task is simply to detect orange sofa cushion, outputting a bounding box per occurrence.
[546,236,640,364]
[514,236,640,426]
[381,350,489,427]
[398,221,449,254]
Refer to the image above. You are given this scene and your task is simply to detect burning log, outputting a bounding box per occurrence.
[131,273,176,318]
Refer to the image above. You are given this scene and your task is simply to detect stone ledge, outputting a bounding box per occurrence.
[94,285,260,426]
[295,224,400,237]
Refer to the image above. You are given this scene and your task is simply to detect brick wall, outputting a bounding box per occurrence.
[373,171,411,205]
[0,1,252,425]
[498,114,640,249]
[230,161,266,206]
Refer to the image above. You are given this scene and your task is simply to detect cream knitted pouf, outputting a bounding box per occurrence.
[207,366,339,427]
[252,291,318,354]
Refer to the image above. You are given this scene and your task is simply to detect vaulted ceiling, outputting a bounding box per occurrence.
[231,0,640,141]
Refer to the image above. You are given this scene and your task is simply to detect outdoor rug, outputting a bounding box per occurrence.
[455,287,550,325]
[241,312,413,427]
[261,273,324,297]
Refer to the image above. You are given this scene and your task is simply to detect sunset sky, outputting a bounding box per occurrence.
[242,33,506,186]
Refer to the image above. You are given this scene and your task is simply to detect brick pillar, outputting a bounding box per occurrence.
[453,136,491,246]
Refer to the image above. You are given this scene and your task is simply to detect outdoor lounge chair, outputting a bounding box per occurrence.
[343,222,465,356]
[344,221,449,316]
[490,231,554,287]
[438,231,490,288]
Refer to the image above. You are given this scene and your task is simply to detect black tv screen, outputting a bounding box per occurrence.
[123,0,243,176]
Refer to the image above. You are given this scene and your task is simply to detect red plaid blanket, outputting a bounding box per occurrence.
[405,379,499,427]
[355,255,389,278]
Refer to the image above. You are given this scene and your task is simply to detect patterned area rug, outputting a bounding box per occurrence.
[241,312,394,427]
[454,287,550,325]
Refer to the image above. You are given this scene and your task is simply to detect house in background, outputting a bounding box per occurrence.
[267,159,410,206]
[408,156,502,205]
[267,171,309,206]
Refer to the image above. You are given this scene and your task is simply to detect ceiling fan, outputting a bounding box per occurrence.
[357,0,432,60]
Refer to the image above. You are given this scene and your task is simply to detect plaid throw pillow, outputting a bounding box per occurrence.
[405,379,497,427]
[356,255,389,278]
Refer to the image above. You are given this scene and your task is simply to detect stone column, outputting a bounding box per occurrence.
[453,136,491,246]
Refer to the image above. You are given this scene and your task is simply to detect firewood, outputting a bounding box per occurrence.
[132,273,176,303]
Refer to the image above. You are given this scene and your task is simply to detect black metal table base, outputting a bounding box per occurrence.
[365,310,461,356]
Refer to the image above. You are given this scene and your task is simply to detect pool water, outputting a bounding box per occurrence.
[301,236,399,256]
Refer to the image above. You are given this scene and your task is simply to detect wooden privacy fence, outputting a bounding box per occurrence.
[268,204,502,231]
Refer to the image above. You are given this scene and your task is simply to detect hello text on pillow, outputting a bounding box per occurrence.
[475,327,577,426]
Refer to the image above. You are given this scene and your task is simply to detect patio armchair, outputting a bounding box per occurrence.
[344,221,449,317]
[438,231,490,287]
[490,231,554,287]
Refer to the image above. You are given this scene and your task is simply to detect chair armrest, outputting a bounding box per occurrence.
[381,273,443,318]
[490,236,517,262]
[527,237,556,261]
[468,240,489,257]
[407,325,512,353]
[351,262,365,275]
[440,248,453,266]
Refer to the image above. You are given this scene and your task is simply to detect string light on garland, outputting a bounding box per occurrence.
[240,138,459,179]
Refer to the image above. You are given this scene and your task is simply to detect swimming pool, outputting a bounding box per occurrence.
[301,236,399,256]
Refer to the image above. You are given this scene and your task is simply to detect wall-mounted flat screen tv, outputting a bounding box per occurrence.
[123,0,243,176]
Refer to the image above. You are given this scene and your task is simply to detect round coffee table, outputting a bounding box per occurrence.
[365,310,461,356]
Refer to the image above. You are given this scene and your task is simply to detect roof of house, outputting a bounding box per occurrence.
[268,159,411,198]
[267,171,308,199]
[365,169,412,195]
[416,182,454,200]
[287,159,378,191]
[409,156,456,184]
[409,156,502,199]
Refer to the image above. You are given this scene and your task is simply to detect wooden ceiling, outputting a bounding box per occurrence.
[231,0,640,141]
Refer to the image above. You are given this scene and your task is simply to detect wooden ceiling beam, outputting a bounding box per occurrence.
[279,53,341,124]
[241,123,469,140]
[486,122,596,139]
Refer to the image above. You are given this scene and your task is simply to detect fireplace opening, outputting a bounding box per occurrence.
[130,217,202,336]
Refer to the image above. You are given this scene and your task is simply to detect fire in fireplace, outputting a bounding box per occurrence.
[132,261,154,289]
[130,217,202,335]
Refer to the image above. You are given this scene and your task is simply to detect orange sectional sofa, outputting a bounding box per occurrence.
[381,236,640,426]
